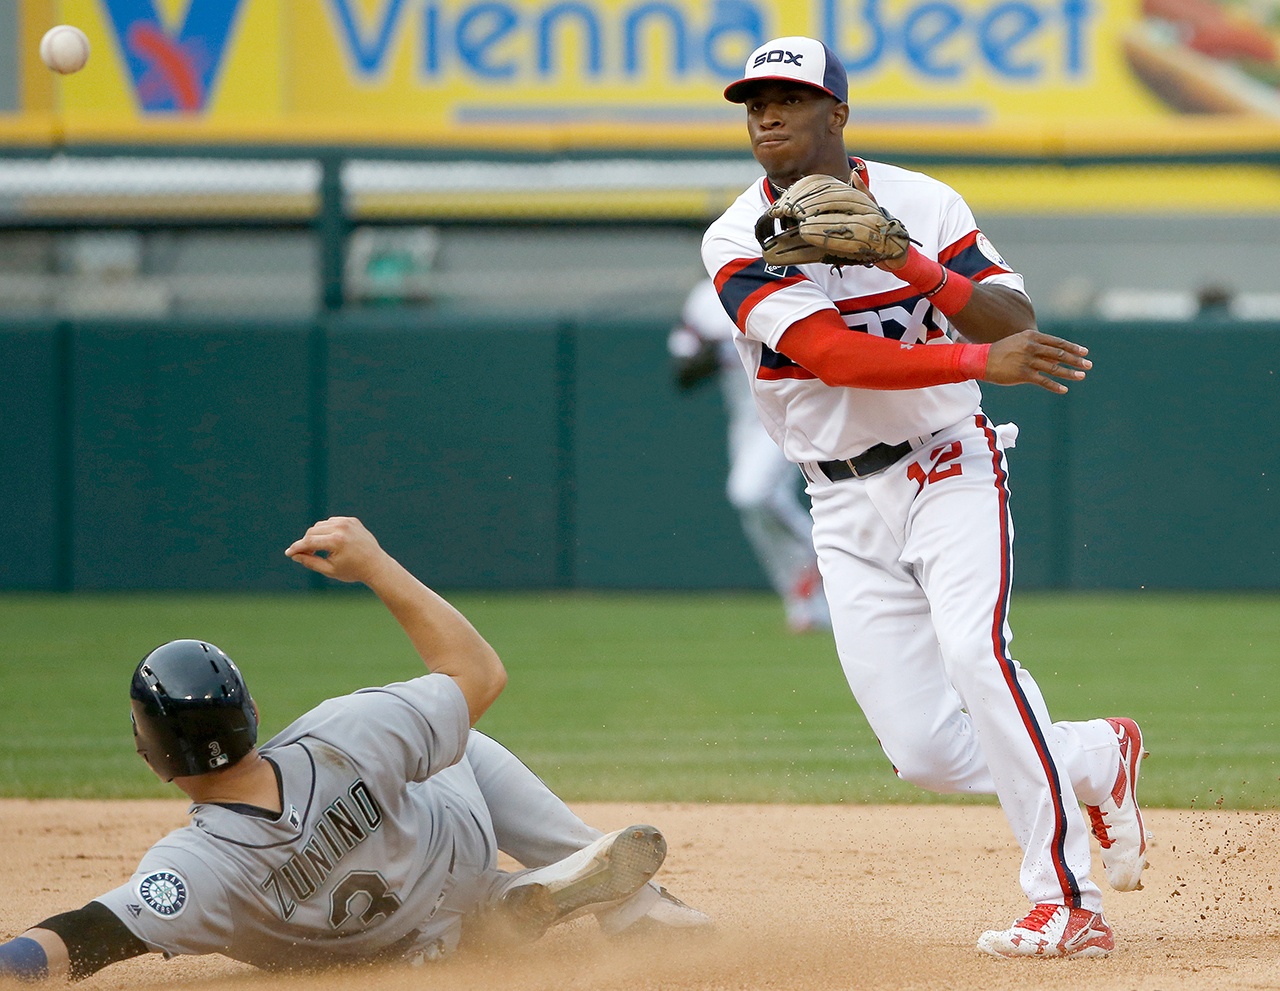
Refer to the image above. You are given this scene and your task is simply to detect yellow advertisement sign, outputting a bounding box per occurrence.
[4,0,1280,154]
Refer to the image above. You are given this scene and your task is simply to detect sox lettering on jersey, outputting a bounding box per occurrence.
[758,292,946,381]
[843,296,946,345]
[261,780,385,921]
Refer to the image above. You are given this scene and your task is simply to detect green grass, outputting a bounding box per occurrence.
[0,590,1276,808]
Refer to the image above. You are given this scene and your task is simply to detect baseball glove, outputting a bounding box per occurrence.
[754,173,912,268]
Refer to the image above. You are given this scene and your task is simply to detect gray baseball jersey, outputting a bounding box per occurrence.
[95,673,500,969]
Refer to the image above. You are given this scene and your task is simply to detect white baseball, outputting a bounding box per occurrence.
[40,25,91,75]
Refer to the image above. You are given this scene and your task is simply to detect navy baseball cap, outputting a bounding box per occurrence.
[724,36,849,104]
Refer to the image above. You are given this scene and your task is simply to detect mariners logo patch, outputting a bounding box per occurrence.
[137,871,188,918]
[975,233,1008,269]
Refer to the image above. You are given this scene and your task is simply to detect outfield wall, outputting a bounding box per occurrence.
[2,316,1276,591]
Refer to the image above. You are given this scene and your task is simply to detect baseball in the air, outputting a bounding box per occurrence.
[40,25,91,75]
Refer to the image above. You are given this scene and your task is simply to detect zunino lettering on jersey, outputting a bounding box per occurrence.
[261,780,385,921]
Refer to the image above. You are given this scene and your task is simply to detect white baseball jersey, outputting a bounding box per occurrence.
[700,159,1125,915]
[701,157,1025,462]
[94,674,497,969]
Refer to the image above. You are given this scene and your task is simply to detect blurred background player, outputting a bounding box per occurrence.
[668,278,831,633]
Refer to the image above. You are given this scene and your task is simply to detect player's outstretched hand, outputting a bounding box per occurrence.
[286,516,391,584]
[982,329,1091,394]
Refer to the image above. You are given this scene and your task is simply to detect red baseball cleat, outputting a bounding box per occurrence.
[977,903,1114,958]
[1086,717,1150,891]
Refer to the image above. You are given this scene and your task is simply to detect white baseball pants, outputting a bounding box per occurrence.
[804,412,1120,911]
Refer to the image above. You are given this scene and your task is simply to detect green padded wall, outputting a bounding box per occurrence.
[1,317,1276,591]
[0,322,64,588]
[1065,324,1280,589]
[325,314,566,588]
[69,321,315,590]
[572,319,763,589]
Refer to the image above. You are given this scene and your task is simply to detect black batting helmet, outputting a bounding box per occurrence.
[130,640,258,781]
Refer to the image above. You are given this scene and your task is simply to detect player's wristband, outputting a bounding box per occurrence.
[895,246,974,317]
[0,937,49,980]
[955,342,991,380]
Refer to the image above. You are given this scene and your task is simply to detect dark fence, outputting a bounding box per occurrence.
[3,317,1277,591]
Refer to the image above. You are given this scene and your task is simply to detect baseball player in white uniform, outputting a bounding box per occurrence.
[0,517,709,982]
[669,278,831,632]
[702,37,1149,958]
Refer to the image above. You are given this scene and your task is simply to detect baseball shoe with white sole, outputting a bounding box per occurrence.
[499,825,667,939]
[597,884,714,938]
[1086,717,1150,891]
[977,904,1114,959]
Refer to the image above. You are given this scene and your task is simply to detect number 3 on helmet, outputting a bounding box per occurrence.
[130,640,258,781]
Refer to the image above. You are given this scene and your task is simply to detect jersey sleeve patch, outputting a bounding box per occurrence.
[136,871,189,919]
[939,230,1012,283]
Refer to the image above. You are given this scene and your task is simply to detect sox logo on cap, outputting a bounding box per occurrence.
[724,36,849,104]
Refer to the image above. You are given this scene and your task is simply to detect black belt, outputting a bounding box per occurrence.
[817,440,913,481]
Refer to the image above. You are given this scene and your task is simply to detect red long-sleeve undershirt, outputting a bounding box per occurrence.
[774,309,990,390]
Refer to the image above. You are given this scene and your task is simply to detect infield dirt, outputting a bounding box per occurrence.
[3,800,1277,990]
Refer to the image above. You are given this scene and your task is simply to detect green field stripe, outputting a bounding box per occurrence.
[1,590,1277,808]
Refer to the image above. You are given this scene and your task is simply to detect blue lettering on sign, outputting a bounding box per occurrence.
[327,0,409,76]
[537,4,602,76]
[624,3,688,76]
[330,0,766,82]
[319,0,1092,87]
[100,0,244,112]
[980,2,1043,79]
[705,1,765,76]
[903,3,965,80]
[821,0,1096,82]
[457,3,520,79]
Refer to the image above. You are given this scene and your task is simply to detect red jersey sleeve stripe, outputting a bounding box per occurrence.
[938,230,979,264]
[713,256,755,294]
[969,263,1008,283]
[715,257,809,330]
[940,232,1014,283]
